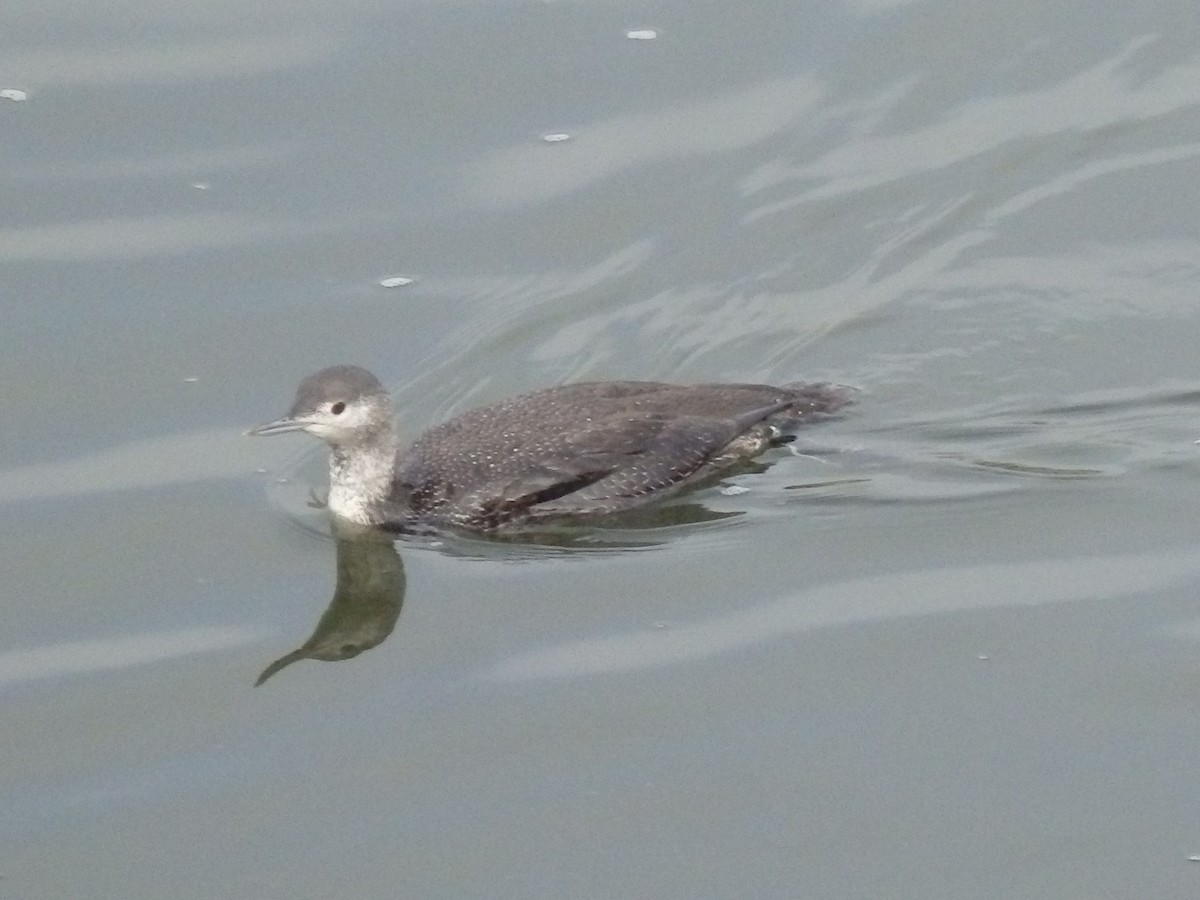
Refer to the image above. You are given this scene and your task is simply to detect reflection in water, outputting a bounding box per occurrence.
[255,483,784,682]
[255,499,738,683]
[256,520,405,686]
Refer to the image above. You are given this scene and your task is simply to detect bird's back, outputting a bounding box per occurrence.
[393,379,851,529]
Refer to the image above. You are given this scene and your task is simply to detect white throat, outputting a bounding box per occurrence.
[327,435,398,525]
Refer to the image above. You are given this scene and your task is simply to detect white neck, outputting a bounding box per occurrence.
[326,430,399,526]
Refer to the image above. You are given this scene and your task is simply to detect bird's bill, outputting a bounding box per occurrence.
[245,416,310,437]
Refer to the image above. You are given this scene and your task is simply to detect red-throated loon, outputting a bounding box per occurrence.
[249,365,852,532]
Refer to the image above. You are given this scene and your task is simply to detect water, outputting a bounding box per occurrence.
[5,1,1200,897]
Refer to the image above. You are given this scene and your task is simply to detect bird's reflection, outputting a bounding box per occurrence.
[256,519,405,686]
[255,467,839,683]
[255,501,740,683]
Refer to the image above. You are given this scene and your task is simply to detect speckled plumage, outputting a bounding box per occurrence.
[250,366,852,532]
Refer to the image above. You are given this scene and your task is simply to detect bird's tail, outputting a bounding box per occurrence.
[780,381,857,418]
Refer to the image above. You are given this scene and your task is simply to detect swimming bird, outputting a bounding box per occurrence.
[248,365,852,532]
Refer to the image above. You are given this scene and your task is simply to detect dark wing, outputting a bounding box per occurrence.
[449,401,790,527]
[441,416,670,528]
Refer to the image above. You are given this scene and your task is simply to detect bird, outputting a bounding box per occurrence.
[248,365,852,532]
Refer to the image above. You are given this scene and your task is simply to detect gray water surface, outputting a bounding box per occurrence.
[5,1,1200,897]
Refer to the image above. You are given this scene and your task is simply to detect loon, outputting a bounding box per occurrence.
[249,365,851,532]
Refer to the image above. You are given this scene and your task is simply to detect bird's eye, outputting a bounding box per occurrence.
[330,401,346,415]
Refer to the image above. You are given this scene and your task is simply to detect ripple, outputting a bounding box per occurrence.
[465,76,825,209]
[0,627,263,687]
[487,547,1200,682]
[8,33,334,86]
